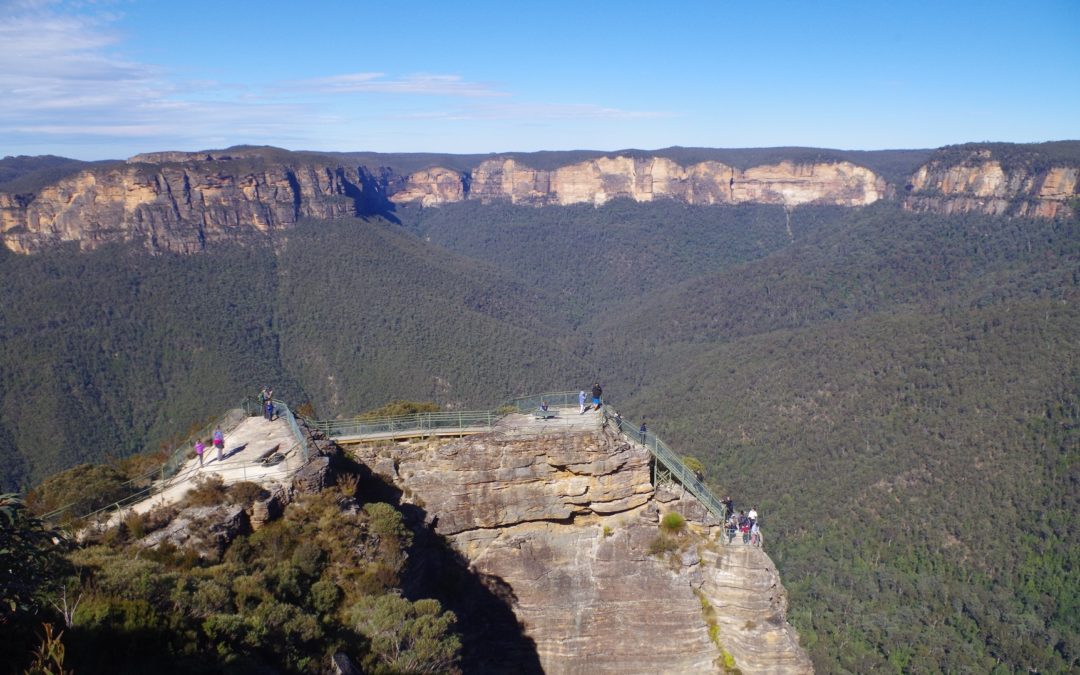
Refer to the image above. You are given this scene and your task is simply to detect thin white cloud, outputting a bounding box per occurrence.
[397,102,676,121]
[286,72,507,97]
[0,1,673,157]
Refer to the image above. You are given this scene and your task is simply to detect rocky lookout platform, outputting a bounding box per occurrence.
[346,406,813,674]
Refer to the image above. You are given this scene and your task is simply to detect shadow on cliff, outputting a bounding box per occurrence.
[342,454,543,674]
[352,168,401,224]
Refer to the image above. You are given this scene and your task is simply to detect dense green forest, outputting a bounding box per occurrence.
[0,194,1077,673]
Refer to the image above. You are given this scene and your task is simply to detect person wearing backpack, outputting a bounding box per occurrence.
[194,439,206,468]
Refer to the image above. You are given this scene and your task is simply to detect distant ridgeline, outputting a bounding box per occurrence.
[0,141,1078,253]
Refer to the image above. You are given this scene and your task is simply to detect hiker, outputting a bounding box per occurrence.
[258,385,270,409]
[264,398,274,421]
[540,399,549,412]
[722,496,734,519]
[639,420,647,444]
[591,382,603,410]
[212,428,225,462]
[194,439,205,468]
[748,507,758,525]
[615,412,622,431]
[725,514,737,543]
[738,511,751,544]
[579,390,586,414]
[751,521,762,547]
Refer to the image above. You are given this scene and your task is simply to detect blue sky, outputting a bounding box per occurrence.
[2,0,1078,160]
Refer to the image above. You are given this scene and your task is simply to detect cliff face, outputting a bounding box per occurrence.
[348,418,813,674]
[903,149,1078,218]
[2,145,1076,254]
[399,156,886,208]
[0,156,366,253]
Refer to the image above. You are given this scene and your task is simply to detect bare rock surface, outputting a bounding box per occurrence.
[349,423,812,674]
[137,503,248,559]
[4,146,1075,253]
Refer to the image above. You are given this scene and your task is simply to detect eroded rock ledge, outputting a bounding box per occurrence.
[348,424,813,674]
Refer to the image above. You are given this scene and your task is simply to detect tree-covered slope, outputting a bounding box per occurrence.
[0,196,1076,673]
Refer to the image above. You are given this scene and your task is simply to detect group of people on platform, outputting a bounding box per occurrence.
[721,497,762,546]
[193,427,226,468]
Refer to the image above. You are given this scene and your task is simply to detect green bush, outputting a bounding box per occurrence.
[660,512,686,533]
[349,594,461,674]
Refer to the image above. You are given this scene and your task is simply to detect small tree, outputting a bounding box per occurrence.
[0,494,67,619]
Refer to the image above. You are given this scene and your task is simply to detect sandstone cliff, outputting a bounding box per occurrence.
[395,156,886,208]
[0,154,368,253]
[348,415,813,674]
[903,148,1078,218]
[2,144,1076,254]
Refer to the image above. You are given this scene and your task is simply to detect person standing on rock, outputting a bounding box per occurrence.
[591,382,603,410]
[639,420,647,445]
[748,507,758,525]
[579,390,587,414]
[212,428,225,463]
[194,439,206,468]
[751,521,762,547]
[264,398,274,422]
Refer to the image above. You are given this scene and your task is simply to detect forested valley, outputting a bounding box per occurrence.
[0,197,1076,673]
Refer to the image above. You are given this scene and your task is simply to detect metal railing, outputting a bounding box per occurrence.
[305,410,499,440]
[505,390,585,412]
[602,408,727,521]
[79,439,308,532]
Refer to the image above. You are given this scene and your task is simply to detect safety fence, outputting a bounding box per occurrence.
[41,390,728,532]
[42,397,311,526]
[304,410,499,440]
[603,407,727,521]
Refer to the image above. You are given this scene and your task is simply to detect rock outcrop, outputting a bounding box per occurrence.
[0,156,367,253]
[136,503,249,559]
[3,144,1075,254]
[396,156,885,208]
[348,420,813,674]
[903,148,1078,218]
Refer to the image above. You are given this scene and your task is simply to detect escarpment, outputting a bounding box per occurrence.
[902,147,1079,218]
[347,416,813,674]
[2,142,1076,253]
[0,155,372,253]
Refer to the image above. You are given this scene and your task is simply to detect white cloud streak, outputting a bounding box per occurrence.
[287,72,507,97]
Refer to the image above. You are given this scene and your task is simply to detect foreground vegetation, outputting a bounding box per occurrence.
[2,470,462,674]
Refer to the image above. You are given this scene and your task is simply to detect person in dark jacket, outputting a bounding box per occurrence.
[591,382,603,409]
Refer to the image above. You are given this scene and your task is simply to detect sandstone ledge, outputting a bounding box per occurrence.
[348,426,812,674]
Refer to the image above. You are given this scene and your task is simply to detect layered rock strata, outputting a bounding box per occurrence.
[395,156,886,208]
[903,150,1078,218]
[0,158,367,253]
[4,145,1075,254]
[348,421,812,674]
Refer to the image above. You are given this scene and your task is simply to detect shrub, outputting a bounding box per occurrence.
[350,594,460,674]
[227,482,268,508]
[660,512,686,533]
[182,474,228,508]
[28,464,136,521]
[648,535,678,555]
[602,525,613,538]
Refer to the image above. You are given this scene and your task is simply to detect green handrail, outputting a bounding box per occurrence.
[308,410,498,439]
[602,408,727,521]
